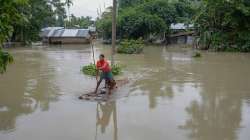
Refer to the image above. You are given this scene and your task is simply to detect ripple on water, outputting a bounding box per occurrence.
[0,106,9,112]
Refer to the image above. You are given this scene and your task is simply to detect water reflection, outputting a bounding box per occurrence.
[0,51,59,132]
[180,53,250,140]
[129,47,195,109]
[96,101,118,140]
[0,44,250,140]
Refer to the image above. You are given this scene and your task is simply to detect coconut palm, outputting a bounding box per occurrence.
[65,0,73,23]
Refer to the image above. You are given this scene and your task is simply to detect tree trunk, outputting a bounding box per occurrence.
[111,0,117,65]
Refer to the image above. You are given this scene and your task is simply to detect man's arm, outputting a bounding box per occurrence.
[99,62,108,70]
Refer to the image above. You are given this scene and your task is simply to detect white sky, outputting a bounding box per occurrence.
[70,0,112,19]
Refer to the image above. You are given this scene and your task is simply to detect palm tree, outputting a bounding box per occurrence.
[65,0,73,23]
[111,0,117,65]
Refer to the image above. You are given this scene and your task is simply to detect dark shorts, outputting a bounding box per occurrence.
[100,71,113,81]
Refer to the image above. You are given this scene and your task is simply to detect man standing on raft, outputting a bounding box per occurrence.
[94,54,116,95]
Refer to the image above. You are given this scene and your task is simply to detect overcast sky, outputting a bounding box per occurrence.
[70,0,112,19]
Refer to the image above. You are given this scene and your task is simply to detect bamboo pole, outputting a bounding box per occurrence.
[111,0,117,65]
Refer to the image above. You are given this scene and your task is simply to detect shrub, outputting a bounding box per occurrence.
[117,39,144,54]
[192,52,202,58]
[0,50,14,74]
[81,63,122,76]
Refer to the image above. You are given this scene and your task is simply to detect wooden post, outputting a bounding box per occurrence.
[111,0,117,65]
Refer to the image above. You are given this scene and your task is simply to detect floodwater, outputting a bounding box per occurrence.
[0,43,250,140]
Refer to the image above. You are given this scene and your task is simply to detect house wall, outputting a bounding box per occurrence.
[170,35,194,45]
[177,36,187,44]
[48,37,90,44]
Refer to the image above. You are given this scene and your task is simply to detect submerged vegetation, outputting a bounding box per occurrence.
[117,39,144,54]
[0,49,13,74]
[82,64,122,76]
[192,52,202,58]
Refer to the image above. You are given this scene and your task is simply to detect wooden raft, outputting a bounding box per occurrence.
[78,79,129,101]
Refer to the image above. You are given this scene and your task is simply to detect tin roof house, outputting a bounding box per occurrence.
[169,23,195,45]
[40,27,91,44]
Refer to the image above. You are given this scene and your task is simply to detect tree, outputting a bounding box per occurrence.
[118,8,167,39]
[111,0,117,65]
[194,0,250,52]
[0,0,28,73]
[65,0,73,24]
[96,7,113,40]
[97,0,196,41]
[66,15,94,28]
[51,0,67,27]
[12,0,57,42]
[118,0,146,9]
[10,0,68,43]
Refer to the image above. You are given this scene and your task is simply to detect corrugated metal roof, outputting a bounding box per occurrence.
[41,30,50,37]
[51,29,65,37]
[41,27,64,31]
[76,29,89,37]
[61,29,78,37]
[171,23,186,30]
[171,23,194,30]
[40,27,90,38]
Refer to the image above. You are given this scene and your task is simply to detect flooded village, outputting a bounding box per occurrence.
[1,0,250,140]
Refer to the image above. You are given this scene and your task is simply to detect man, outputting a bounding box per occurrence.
[94,54,116,94]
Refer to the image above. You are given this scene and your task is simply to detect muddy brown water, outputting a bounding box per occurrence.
[0,43,250,140]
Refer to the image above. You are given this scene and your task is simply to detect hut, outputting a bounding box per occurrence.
[169,23,195,45]
[40,27,91,44]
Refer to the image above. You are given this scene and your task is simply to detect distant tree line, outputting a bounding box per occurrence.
[0,0,93,45]
[97,0,196,41]
[65,15,94,28]
[97,0,250,52]
[0,0,93,73]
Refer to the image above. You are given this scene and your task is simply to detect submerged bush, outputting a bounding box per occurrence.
[0,50,13,74]
[192,52,202,58]
[117,39,144,54]
[81,63,122,76]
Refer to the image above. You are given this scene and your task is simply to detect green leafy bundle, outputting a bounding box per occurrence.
[82,64,122,76]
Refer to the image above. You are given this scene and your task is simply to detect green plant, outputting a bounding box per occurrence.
[192,52,202,58]
[81,64,122,76]
[117,39,144,54]
[194,0,250,52]
[82,64,97,76]
[0,50,14,74]
[111,64,122,75]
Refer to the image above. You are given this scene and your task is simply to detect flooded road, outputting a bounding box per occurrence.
[0,43,250,140]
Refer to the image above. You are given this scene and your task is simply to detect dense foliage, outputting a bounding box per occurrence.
[97,0,195,40]
[65,15,94,28]
[98,0,250,52]
[117,39,144,54]
[0,0,28,45]
[82,64,122,76]
[1,0,93,44]
[0,0,27,73]
[195,0,250,52]
[11,0,59,42]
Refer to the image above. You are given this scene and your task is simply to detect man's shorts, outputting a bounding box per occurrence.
[100,71,113,81]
